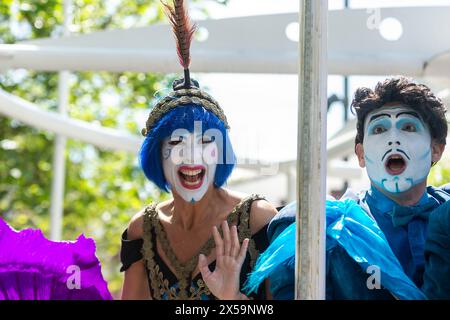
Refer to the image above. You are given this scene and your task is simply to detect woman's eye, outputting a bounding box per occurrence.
[202,136,215,144]
[402,123,417,132]
[168,137,183,146]
[372,126,387,135]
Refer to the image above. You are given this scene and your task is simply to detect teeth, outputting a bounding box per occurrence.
[184,180,199,186]
[180,169,202,176]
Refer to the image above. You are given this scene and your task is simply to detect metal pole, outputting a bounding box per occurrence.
[287,168,296,203]
[50,0,72,240]
[296,0,328,300]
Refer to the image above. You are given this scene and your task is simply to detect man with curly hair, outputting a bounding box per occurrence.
[245,76,450,300]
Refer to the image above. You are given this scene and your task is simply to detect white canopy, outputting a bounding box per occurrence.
[1,7,450,76]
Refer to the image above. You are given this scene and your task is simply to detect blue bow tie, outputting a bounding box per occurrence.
[392,199,439,227]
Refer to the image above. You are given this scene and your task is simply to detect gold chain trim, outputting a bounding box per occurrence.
[141,89,229,136]
[140,194,266,300]
[237,194,266,269]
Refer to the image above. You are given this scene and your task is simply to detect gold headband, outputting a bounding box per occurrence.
[141,88,230,137]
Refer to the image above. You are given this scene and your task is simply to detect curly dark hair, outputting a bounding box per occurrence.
[351,76,448,147]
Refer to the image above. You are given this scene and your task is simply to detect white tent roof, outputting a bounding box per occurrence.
[1,8,450,76]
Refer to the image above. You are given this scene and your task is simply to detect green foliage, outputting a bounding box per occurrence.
[429,153,450,188]
[0,0,225,298]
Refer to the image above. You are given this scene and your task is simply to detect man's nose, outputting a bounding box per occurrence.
[388,141,401,146]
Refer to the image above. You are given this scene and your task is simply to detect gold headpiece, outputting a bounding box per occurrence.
[141,88,229,136]
[141,0,229,137]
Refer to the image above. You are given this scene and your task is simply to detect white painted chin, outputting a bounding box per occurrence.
[380,177,414,194]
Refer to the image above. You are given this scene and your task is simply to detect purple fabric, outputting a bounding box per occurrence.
[0,218,112,300]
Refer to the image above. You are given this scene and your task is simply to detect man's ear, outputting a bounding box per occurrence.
[355,143,366,168]
[431,141,446,165]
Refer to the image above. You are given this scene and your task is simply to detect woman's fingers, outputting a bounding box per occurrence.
[222,220,231,256]
[237,238,249,265]
[212,226,224,257]
[212,221,246,263]
[198,254,212,279]
[230,225,240,257]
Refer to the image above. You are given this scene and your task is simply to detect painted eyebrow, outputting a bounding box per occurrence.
[396,111,420,119]
[368,113,391,123]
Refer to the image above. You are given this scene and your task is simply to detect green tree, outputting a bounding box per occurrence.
[429,153,450,188]
[0,0,227,298]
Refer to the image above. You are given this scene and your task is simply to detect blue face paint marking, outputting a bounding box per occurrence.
[374,176,418,194]
[373,178,393,194]
[367,118,392,136]
[396,117,424,133]
[190,198,196,203]
[381,179,387,189]
[163,148,171,160]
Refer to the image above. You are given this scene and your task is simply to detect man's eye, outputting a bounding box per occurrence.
[202,136,215,144]
[372,126,387,134]
[168,137,183,146]
[402,123,417,132]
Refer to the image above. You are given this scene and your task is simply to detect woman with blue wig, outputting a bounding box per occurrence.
[119,0,277,300]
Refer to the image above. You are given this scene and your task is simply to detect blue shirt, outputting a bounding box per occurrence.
[364,186,440,287]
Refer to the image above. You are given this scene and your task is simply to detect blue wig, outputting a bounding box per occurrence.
[140,103,236,192]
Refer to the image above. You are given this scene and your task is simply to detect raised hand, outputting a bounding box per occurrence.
[198,221,249,300]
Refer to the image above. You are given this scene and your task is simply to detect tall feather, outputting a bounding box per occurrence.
[162,0,197,71]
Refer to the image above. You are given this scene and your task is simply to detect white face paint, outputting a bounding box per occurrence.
[161,130,218,203]
[363,105,432,194]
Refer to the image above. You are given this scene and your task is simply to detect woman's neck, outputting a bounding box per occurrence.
[170,187,226,231]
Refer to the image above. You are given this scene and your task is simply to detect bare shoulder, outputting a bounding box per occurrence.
[127,208,146,240]
[221,188,248,205]
[219,189,277,233]
[249,198,278,235]
[127,199,173,240]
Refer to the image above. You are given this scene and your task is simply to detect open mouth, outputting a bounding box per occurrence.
[177,165,206,190]
[384,154,407,176]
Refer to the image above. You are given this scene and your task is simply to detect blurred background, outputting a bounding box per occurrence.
[1,0,449,298]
